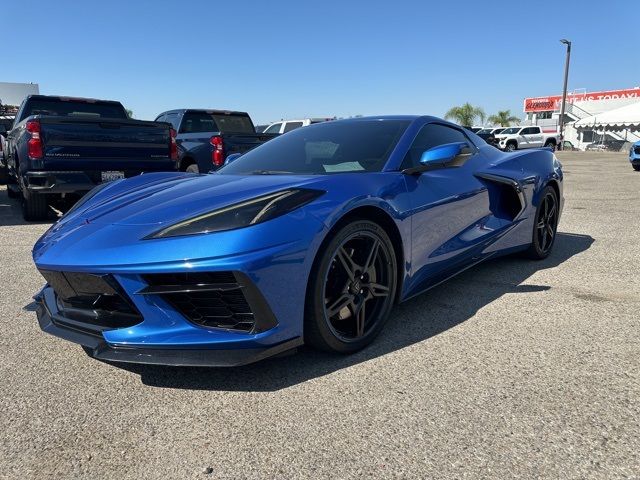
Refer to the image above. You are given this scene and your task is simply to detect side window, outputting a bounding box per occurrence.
[283,121,304,133]
[519,128,530,135]
[165,113,181,131]
[264,123,282,134]
[402,123,472,170]
[530,127,541,134]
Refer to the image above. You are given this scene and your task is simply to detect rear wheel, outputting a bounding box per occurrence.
[526,186,559,260]
[305,220,397,353]
[544,141,556,151]
[185,163,199,174]
[22,191,49,221]
[633,165,640,172]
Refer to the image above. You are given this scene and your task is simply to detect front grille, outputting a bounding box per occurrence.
[141,272,257,332]
[39,270,142,333]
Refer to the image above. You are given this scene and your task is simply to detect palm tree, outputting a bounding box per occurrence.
[444,103,486,127]
[487,110,520,127]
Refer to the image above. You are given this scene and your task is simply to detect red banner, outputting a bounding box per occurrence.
[524,87,640,112]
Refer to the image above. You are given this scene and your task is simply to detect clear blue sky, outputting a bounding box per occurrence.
[4,0,639,124]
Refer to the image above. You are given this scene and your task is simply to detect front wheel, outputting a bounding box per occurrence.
[505,142,517,152]
[305,220,397,353]
[526,186,559,260]
[633,165,640,172]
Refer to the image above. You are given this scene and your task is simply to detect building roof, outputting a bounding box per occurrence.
[574,101,640,129]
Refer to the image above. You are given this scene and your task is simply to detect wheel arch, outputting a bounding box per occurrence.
[307,204,406,307]
[179,155,196,171]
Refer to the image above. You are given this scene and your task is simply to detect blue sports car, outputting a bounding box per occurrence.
[32,116,563,366]
[630,140,640,171]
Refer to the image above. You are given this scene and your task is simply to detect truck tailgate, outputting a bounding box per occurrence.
[39,116,172,170]
[223,133,279,155]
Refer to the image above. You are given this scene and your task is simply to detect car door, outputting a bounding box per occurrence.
[528,126,544,147]
[518,127,534,148]
[402,123,505,294]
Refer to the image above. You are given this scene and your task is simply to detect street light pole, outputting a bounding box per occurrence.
[559,39,572,150]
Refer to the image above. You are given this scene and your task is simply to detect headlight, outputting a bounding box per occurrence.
[146,188,324,239]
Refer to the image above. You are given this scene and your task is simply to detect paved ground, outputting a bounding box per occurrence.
[0,152,638,479]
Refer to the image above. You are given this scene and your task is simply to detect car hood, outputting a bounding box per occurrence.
[60,172,321,227]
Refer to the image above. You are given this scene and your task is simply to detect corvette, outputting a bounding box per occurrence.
[32,116,563,366]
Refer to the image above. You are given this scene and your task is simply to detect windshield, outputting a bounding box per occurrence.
[219,120,410,175]
[500,127,521,135]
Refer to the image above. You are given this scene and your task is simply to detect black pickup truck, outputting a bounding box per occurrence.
[154,109,278,173]
[4,95,178,220]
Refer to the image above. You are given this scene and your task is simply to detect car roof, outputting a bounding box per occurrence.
[159,108,249,116]
[24,94,122,104]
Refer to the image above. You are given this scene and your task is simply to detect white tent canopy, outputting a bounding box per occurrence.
[574,102,640,129]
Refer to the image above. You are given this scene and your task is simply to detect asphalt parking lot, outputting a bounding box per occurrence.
[0,151,638,479]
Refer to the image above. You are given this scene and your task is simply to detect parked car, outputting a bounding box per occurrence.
[630,141,640,171]
[494,126,559,151]
[561,140,578,151]
[475,127,505,145]
[4,95,178,220]
[31,115,563,366]
[155,109,279,173]
[254,124,268,133]
[585,140,625,152]
[262,118,334,135]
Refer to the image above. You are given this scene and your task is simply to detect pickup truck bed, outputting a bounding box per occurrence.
[5,95,178,220]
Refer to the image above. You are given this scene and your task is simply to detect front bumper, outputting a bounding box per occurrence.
[35,286,302,367]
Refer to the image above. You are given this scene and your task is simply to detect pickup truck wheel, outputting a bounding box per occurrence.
[22,191,49,221]
[544,141,556,151]
[185,164,199,174]
[7,186,19,199]
[505,142,517,152]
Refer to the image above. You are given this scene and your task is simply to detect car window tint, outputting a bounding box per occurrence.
[181,112,219,133]
[284,122,304,133]
[220,120,410,175]
[165,113,181,130]
[402,123,471,169]
[264,123,282,134]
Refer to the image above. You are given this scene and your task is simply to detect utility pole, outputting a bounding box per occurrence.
[559,39,572,150]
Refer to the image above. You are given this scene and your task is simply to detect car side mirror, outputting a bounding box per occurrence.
[403,142,473,175]
[224,153,242,166]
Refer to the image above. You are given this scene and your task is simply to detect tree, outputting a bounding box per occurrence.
[126,109,134,118]
[444,103,485,127]
[487,110,520,127]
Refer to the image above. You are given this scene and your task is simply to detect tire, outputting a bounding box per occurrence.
[526,186,559,260]
[305,219,397,353]
[544,141,556,151]
[185,163,199,174]
[6,185,19,199]
[22,191,49,221]
[505,142,517,152]
[633,165,640,172]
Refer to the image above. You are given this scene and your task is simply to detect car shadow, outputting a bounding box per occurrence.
[0,188,59,226]
[110,231,594,392]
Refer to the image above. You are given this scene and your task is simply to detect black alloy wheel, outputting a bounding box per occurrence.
[527,186,559,259]
[305,220,397,353]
